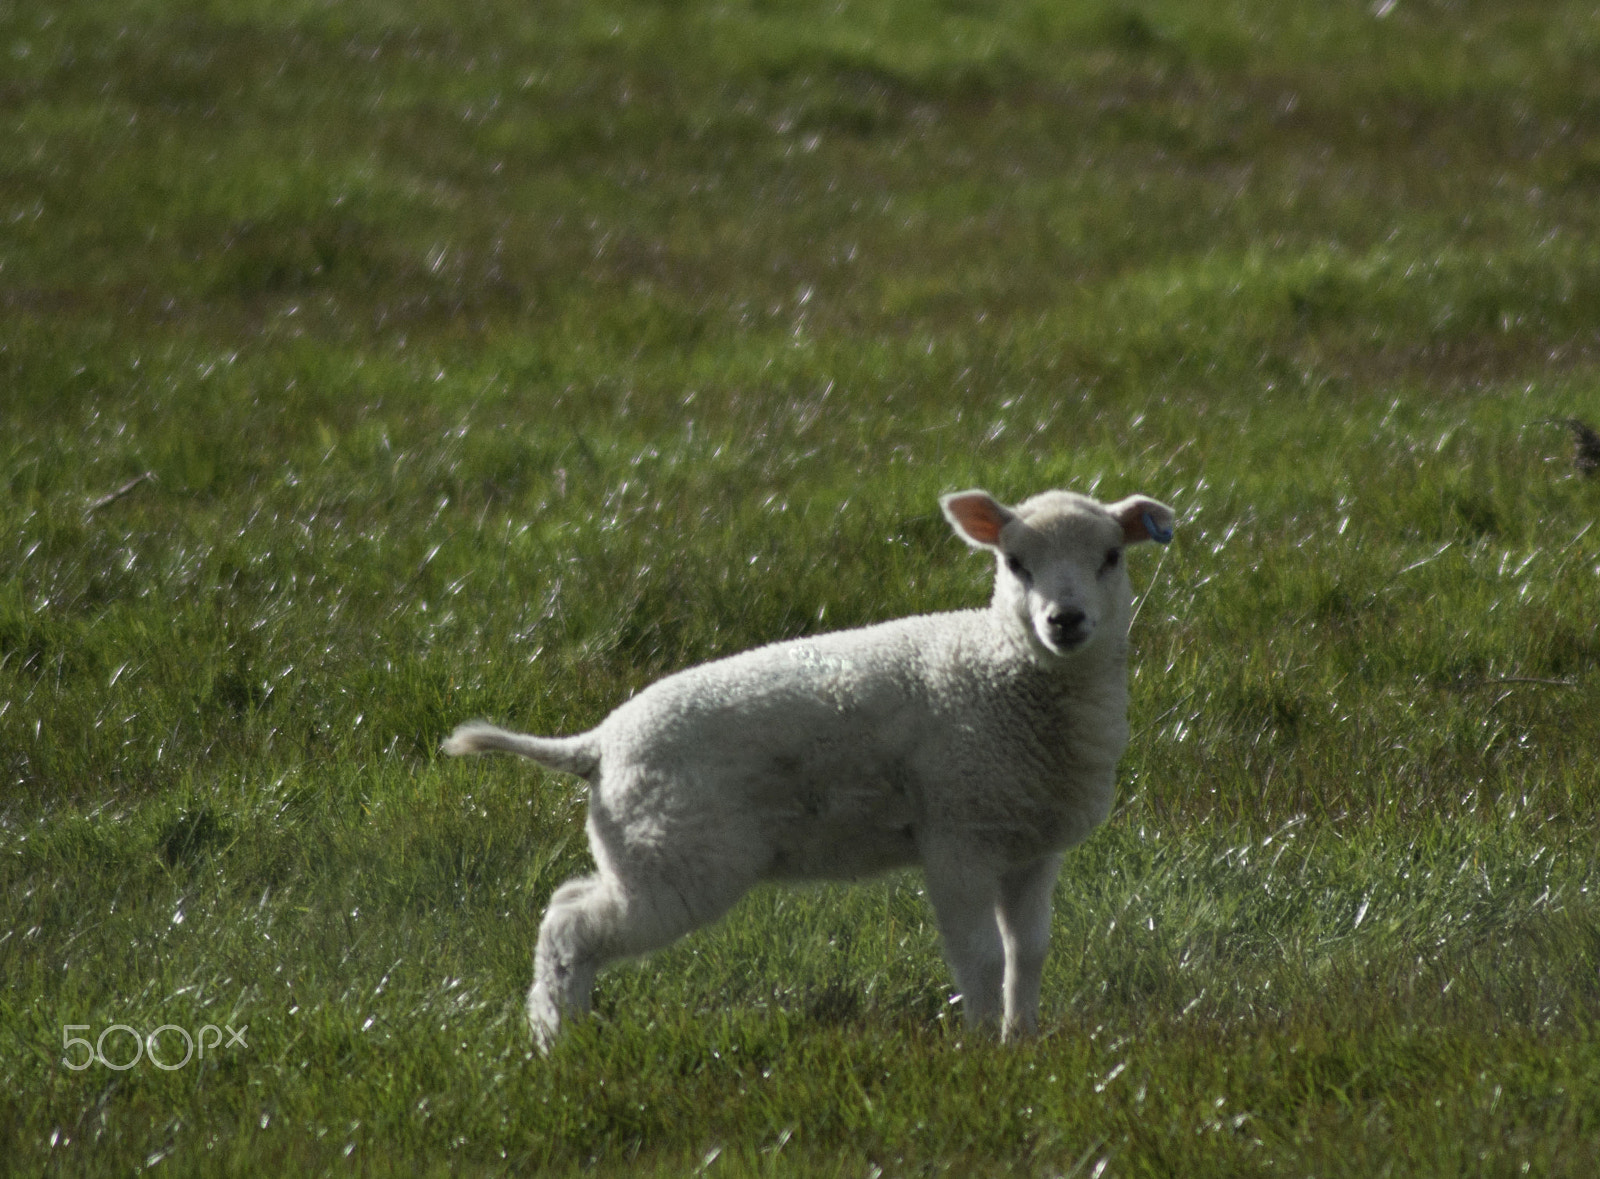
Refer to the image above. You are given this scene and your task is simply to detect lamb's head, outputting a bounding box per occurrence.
[941,488,1175,659]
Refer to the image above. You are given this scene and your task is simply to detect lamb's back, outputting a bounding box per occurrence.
[598,610,979,766]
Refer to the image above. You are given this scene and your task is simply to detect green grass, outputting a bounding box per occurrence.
[3,0,1600,1173]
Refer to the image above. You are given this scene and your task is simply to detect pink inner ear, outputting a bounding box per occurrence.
[945,493,1009,545]
[1118,511,1150,544]
[1111,496,1173,543]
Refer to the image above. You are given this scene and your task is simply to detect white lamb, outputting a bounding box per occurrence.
[444,486,1175,1046]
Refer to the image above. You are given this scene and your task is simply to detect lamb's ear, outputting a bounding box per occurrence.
[1108,495,1176,545]
[940,490,1015,548]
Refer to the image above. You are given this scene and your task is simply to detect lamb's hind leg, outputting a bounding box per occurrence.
[996,853,1063,1040]
[527,873,619,1049]
[528,839,753,1048]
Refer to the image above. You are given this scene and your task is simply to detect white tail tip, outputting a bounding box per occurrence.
[441,721,503,757]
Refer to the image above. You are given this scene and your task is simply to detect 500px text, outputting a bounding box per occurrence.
[62,1024,248,1071]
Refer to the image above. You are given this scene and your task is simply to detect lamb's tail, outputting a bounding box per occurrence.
[442,721,600,778]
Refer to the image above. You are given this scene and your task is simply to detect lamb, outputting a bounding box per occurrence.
[444,486,1175,1046]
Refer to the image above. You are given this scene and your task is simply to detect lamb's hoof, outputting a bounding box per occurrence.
[1000,1018,1040,1044]
[527,984,561,1053]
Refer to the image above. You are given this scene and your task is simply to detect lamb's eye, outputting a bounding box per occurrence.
[1101,548,1122,574]
[1005,553,1030,582]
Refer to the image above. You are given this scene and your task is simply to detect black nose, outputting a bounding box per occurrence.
[1047,608,1088,645]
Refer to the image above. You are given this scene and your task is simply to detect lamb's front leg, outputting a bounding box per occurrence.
[996,853,1063,1040]
[922,851,1004,1030]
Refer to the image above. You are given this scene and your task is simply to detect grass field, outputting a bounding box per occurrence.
[4,0,1600,1173]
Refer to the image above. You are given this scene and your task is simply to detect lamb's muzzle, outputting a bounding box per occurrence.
[444,485,1176,1047]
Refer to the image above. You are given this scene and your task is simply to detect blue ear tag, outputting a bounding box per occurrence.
[1142,511,1174,545]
